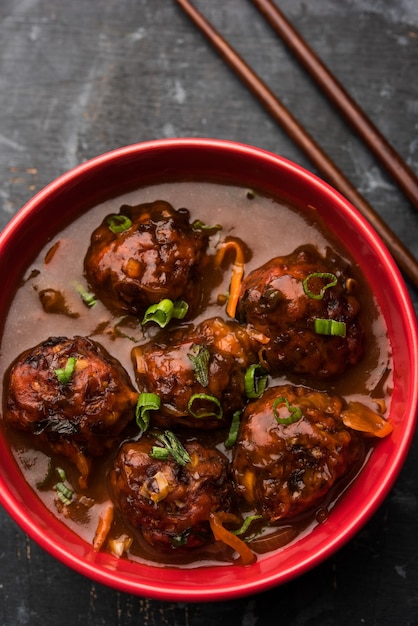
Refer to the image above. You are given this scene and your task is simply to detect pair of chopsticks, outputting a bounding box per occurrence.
[176,0,418,290]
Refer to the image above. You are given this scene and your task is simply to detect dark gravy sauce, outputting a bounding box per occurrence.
[0,181,392,568]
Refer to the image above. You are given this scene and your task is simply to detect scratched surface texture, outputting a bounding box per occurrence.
[1,1,418,625]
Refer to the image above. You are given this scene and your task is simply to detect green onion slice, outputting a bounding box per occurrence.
[54,357,77,384]
[192,219,222,232]
[302,272,337,300]
[245,364,268,399]
[107,214,132,234]
[224,410,242,448]
[273,396,303,426]
[148,447,170,461]
[314,318,347,337]
[232,514,263,536]
[56,467,67,482]
[55,482,73,505]
[135,392,161,432]
[141,299,189,328]
[188,344,210,387]
[187,393,223,420]
[72,281,97,307]
[54,467,73,505]
[149,430,191,466]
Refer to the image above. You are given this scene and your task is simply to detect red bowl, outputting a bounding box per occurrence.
[0,138,417,601]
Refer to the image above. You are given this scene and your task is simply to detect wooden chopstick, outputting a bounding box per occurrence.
[251,0,418,214]
[176,0,418,289]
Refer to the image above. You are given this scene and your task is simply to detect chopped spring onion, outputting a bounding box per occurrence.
[302,272,337,300]
[149,430,191,466]
[135,392,161,432]
[214,239,245,319]
[273,396,303,426]
[141,298,189,328]
[148,447,170,461]
[72,281,97,307]
[56,482,73,504]
[188,393,223,420]
[56,467,66,482]
[244,364,268,399]
[54,467,73,505]
[232,514,263,536]
[192,219,222,231]
[224,410,242,449]
[54,357,77,384]
[188,344,210,387]
[107,214,132,234]
[314,318,346,337]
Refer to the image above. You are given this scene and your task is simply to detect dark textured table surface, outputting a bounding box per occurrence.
[1,1,418,624]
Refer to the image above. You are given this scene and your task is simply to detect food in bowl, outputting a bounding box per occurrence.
[1,175,394,567]
[0,139,415,599]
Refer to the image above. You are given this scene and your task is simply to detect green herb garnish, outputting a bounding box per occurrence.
[54,467,73,505]
[187,393,223,420]
[54,357,77,384]
[302,272,337,300]
[192,219,222,231]
[244,364,268,399]
[72,281,97,307]
[188,344,210,387]
[273,396,303,426]
[107,214,132,234]
[135,392,161,432]
[232,515,263,536]
[149,430,191,466]
[224,410,242,448]
[142,299,188,328]
[314,318,347,337]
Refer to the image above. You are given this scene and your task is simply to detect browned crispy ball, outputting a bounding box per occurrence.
[3,336,138,486]
[132,317,259,429]
[84,200,209,317]
[109,436,233,550]
[232,385,362,522]
[236,245,364,378]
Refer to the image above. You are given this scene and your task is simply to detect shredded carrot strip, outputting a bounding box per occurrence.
[209,512,256,565]
[44,240,61,264]
[75,451,91,490]
[341,401,393,438]
[92,502,114,552]
[214,240,245,319]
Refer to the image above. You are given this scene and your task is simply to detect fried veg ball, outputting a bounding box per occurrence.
[132,317,259,429]
[109,436,233,550]
[236,245,364,378]
[3,336,138,487]
[232,385,362,522]
[84,200,209,317]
